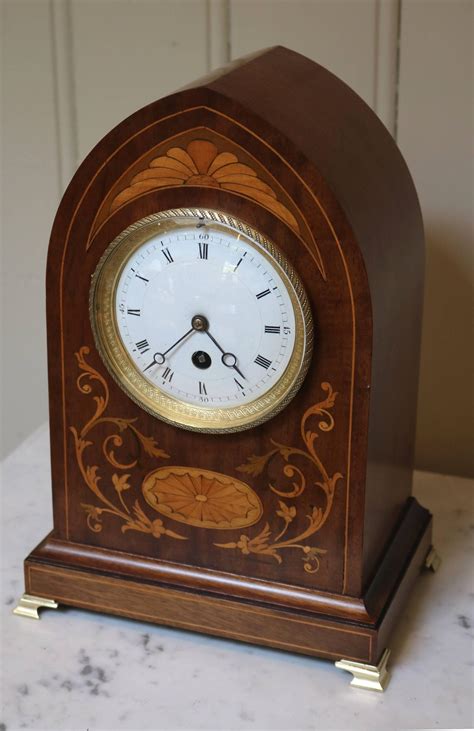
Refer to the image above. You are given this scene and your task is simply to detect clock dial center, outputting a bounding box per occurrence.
[191,315,209,332]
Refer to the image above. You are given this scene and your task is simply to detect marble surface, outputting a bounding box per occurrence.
[1,424,473,731]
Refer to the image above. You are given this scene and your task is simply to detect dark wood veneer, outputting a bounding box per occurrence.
[22,47,431,666]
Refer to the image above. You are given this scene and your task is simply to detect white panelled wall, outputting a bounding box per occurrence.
[1,0,472,476]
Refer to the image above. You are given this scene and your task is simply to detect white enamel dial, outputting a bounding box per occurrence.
[115,226,296,407]
[91,210,312,432]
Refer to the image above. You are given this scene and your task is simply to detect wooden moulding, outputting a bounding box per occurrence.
[24,498,432,664]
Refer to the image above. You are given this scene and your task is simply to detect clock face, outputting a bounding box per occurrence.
[90,209,313,432]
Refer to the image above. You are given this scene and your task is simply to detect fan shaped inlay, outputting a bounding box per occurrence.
[110,139,299,233]
[142,465,263,530]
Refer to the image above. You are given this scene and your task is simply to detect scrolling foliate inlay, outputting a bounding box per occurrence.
[70,346,188,541]
[71,348,341,574]
[71,347,263,540]
[109,140,300,233]
[216,383,342,573]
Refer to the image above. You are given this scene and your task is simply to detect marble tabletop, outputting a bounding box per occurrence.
[1,424,473,731]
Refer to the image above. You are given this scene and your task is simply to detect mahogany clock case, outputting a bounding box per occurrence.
[23,47,431,666]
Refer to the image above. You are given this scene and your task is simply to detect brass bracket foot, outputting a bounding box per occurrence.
[335,648,390,691]
[424,547,441,572]
[13,593,59,619]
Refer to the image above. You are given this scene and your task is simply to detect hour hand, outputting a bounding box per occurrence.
[143,352,165,372]
[190,315,246,380]
[204,329,246,381]
[220,350,246,380]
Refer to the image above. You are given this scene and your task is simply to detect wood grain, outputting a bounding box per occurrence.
[24,46,429,664]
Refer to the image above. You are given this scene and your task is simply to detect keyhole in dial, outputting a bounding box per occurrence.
[192,351,212,369]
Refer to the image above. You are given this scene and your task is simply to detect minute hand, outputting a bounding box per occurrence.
[143,326,194,372]
[162,327,194,357]
[205,330,246,381]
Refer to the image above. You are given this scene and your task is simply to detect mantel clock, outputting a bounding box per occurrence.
[15,47,439,691]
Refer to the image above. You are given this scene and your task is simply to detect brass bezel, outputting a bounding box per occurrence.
[90,208,313,433]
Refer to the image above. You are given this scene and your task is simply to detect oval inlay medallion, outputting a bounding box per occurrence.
[142,466,263,530]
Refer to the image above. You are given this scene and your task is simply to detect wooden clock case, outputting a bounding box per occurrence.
[20,47,433,676]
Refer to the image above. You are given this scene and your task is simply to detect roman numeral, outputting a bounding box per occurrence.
[127,309,140,316]
[135,339,150,354]
[256,288,271,299]
[162,367,173,382]
[254,354,272,369]
[135,273,149,282]
[199,381,207,395]
[161,248,174,264]
[265,325,281,334]
[198,242,208,259]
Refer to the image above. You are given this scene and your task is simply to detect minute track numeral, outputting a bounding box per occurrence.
[254,354,272,369]
[135,339,150,354]
[256,288,271,299]
[161,248,174,264]
[265,325,281,334]
[198,242,209,259]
